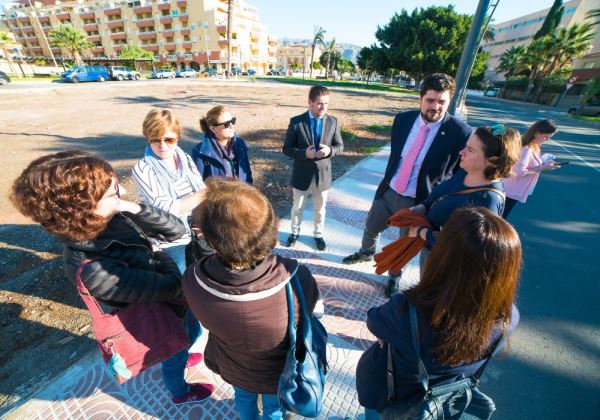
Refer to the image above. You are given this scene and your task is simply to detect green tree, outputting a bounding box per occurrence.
[497,45,528,77]
[49,24,92,65]
[586,8,600,26]
[322,37,337,79]
[311,61,322,70]
[309,26,326,78]
[290,62,302,71]
[0,30,19,75]
[534,0,564,39]
[582,75,600,101]
[357,46,374,82]
[119,45,153,60]
[338,59,355,79]
[375,6,488,85]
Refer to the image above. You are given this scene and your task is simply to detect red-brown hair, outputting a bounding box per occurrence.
[10,150,115,241]
[404,207,522,366]
[192,178,278,269]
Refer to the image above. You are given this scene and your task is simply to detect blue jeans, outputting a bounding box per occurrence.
[163,243,187,274]
[161,309,201,398]
[233,386,284,420]
[364,407,380,420]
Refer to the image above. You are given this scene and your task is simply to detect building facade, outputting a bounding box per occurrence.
[276,43,322,72]
[483,0,600,85]
[0,0,277,73]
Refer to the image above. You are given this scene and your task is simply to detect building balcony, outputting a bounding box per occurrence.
[30,46,43,51]
[142,44,159,51]
[162,29,174,37]
[176,0,187,7]
[43,27,52,34]
[217,25,226,33]
[51,47,61,53]
[179,28,190,35]
[138,32,157,40]
[106,20,124,29]
[164,43,176,50]
[8,18,17,26]
[166,54,177,61]
[136,19,155,27]
[113,45,124,52]
[56,12,71,20]
[38,16,50,23]
[22,26,35,34]
[157,2,170,10]
[87,35,101,42]
[78,12,95,19]
[110,32,126,40]
[218,39,238,47]
[179,14,188,22]
[184,53,193,60]
[83,23,99,31]
[91,46,104,53]
[160,16,173,24]
[17,16,30,24]
[133,6,153,14]
[104,8,121,16]
[182,41,192,49]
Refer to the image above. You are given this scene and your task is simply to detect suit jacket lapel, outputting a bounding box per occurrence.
[301,112,314,146]
[321,115,330,145]
[421,112,451,168]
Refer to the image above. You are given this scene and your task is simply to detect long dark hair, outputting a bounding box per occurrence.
[522,119,557,155]
[404,207,522,366]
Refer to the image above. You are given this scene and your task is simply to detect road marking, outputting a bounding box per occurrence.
[549,139,600,173]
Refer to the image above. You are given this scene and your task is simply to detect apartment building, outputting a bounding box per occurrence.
[482,0,600,84]
[0,0,277,73]
[276,43,322,72]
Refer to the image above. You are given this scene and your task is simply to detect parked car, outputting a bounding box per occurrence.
[484,87,500,97]
[568,100,600,117]
[247,68,256,76]
[230,67,242,76]
[0,71,11,85]
[176,69,198,78]
[107,66,141,81]
[151,69,176,79]
[202,68,218,76]
[61,65,110,83]
[267,68,285,76]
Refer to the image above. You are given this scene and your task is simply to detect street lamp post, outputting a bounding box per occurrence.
[302,43,306,80]
[202,21,210,71]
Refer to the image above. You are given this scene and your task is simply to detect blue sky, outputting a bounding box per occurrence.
[1,0,556,46]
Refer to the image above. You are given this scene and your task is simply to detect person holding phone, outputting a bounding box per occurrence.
[503,119,562,218]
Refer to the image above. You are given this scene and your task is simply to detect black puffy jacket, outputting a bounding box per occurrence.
[63,204,186,308]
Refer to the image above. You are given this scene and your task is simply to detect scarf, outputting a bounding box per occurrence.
[206,132,237,178]
[142,145,204,202]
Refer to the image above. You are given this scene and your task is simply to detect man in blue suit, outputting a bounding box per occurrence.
[343,73,472,296]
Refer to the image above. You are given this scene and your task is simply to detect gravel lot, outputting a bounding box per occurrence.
[0,78,416,410]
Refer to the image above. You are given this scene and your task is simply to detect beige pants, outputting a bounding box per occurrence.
[290,179,328,238]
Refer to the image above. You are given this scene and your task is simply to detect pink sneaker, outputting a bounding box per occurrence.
[172,383,215,405]
[185,352,204,368]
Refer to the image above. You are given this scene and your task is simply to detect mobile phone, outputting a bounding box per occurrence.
[554,161,569,167]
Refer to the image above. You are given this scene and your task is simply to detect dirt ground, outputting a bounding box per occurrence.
[0,79,416,410]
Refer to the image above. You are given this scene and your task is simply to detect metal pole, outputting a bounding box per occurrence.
[27,0,59,73]
[303,44,306,80]
[448,0,493,115]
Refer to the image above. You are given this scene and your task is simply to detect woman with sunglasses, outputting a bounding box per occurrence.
[132,109,206,273]
[11,150,214,405]
[502,119,560,218]
[192,105,253,184]
[403,125,521,285]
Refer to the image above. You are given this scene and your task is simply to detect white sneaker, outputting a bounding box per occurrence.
[313,299,325,319]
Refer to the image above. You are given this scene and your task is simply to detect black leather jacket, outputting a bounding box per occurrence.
[63,204,186,308]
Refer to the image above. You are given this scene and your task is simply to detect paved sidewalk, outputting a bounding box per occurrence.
[6,144,422,419]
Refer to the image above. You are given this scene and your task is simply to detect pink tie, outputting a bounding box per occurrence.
[394,124,430,194]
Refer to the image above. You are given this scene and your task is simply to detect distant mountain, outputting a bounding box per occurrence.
[278,38,362,63]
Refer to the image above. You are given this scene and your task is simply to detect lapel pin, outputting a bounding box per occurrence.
[441,131,446,136]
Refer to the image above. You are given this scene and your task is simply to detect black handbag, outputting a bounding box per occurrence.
[382,303,501,420]
[277,274,328,418]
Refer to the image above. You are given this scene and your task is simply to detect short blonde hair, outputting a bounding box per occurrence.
[142,109,181,143]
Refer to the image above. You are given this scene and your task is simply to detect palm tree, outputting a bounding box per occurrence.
[0,30,19,75]
[324,37,336,79]
[586,8,600,26]
[49,24,92,65]
[226,0,233,79]
[309,26,326,79]
[497,45,527,77]
[543,22,595,76]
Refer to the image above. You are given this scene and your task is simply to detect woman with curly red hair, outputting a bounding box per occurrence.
[11,150,214,405]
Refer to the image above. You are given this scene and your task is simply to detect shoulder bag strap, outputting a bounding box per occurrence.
[285,280,297,348]
[74,257,108,318]
[290,273,312,342]
[429,187,505,210]
[408,302,430,392]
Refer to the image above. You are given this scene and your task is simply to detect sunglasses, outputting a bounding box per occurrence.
[101,183,121,200]
[149,136,178,145]
[213,117,236,128]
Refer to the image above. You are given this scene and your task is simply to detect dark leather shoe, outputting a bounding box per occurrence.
[384,274,402,298]
[342,251,373,264]
[286,234,298,247]
[314,237,326,251]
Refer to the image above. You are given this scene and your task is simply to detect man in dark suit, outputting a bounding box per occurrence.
[282,85,344,251]
[342,73,472,296]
